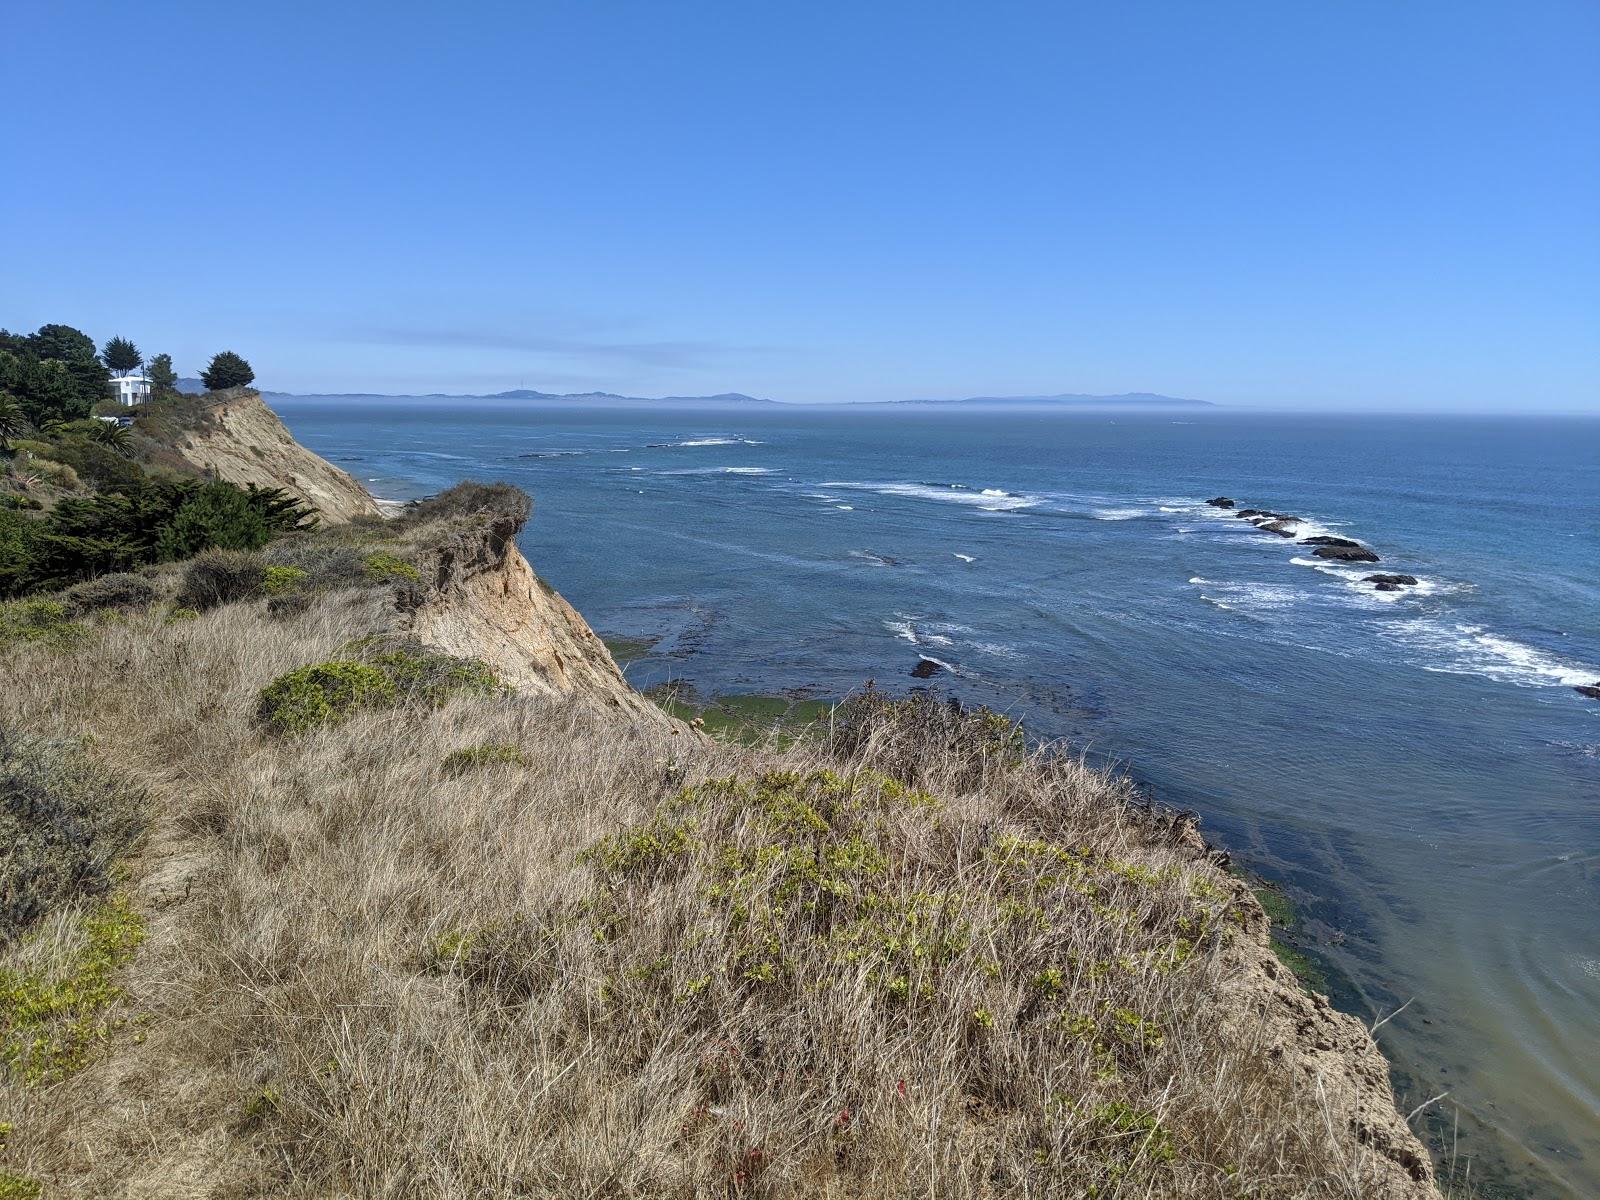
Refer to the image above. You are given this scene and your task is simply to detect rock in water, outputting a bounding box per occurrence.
[1313,545,1380,563]
[1303,535,1363,549]
[1365,574,1419,587]
[1259,519,1299,537]
[910,658,942,679]
[1206,496,1235,508]
[1576,682,1600,700]
[1235,509,1265,519]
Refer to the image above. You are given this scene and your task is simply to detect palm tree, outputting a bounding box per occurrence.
[0,393,27,452]
[88,420,134,457]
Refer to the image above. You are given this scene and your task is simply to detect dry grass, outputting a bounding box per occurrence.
[0,585,1431,1198]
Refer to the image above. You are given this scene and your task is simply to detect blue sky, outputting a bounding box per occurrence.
[3,1,1596,409]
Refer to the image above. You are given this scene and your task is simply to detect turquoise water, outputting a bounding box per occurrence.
[277,398,1599,1196]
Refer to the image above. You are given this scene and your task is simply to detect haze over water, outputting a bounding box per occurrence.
[279,397,1599,1197]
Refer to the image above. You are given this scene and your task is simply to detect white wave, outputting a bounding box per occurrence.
[721,466,771,475]
[1385,620,1599,688]
[674,436,763,447]
[822,481,1041,512]
[916,654,967,677]
[980,488,1008,497]
[971,641,1021,659]
[1193,580,1308,613]
[1093,507,1148,520]
[835,504,853,511]
[885,619,917,643]
[954,553,976,563]
[1187,576,1208,585]
[1288,557,1446,603]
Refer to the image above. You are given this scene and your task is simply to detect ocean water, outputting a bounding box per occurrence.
[276,399,1599,1197]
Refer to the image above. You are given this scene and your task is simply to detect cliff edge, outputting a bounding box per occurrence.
[161,388,381,522]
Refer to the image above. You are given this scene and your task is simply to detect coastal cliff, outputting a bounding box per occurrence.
[0,398,1439,1197]
[161,387,382,522]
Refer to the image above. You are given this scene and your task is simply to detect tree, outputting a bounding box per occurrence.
[147,353,178,394]
[0,393,26,451]
[102,336,142,374]
[200,351,254,391]
[28,325,98,364]
[88,421,134,458]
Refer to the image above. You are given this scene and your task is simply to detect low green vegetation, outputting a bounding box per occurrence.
[258,640,503,735]
[0,600,85,651]
[0,893,145,1086]
[257,661,399,735]
[1251,883,1330,993]
[362,550,421,582]
[440,742,529,776]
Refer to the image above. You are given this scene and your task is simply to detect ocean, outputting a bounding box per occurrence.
[275,398,1599,1197]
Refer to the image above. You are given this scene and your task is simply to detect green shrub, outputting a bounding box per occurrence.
[264,540,370,590]
[61,572,158,615]
[262,564,308,596]
[0,494,41,511]
[176,549,265,610]
[348,636,502,706]
[363,550,421,582]
[256,661,398,735]
[23,457,79,491]
[441,742,529,776]
[0,599,85,649]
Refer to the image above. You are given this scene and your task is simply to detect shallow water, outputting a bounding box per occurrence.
[278,399,1600,1196]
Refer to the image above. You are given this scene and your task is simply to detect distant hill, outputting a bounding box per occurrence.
[253,387,1212,408]
[905,392,1213,408]
[261,388,775,405]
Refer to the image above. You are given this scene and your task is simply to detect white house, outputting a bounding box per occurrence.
[108,371,151,406]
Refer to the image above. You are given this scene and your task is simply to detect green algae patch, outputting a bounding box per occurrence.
[1250,883,1331,993]
[601,635,658,665]
[0,893,144,1086]
[644,685,835,746]
[440,742,529,777]
[257,660,397,735]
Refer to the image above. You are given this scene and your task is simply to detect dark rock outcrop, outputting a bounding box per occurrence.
[1303,535,1363,549]
[1207,497,1234,508]
[1235,509,1265,519]
[910,658,943,679]
[1314,545,1380,564]
[1365,574,1418,588]
[1576,683,1600,700]
[1259,519,1298,537]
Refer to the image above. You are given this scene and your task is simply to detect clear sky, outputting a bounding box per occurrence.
[3,1,1596,410]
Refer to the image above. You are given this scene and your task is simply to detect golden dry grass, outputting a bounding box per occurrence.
[0,587,1434,1198]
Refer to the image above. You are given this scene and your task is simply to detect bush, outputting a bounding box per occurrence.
[363,550,421,582]
[262,565,307,596]
[404,481,532,528]
[0,732,146,939]
[0,495,41,511]
[265,592,313,620]
[440,743,529,776]
[0,599,85,650]
[263,539,370,591]
[256,661,398,736]
[348,636,503,706]
[61,573,159,615]
[22,457,80,491]
[176,549,265,610]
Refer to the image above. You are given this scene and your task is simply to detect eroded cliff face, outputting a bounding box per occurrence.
[392,511,660,720]
[168,389,381,522]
